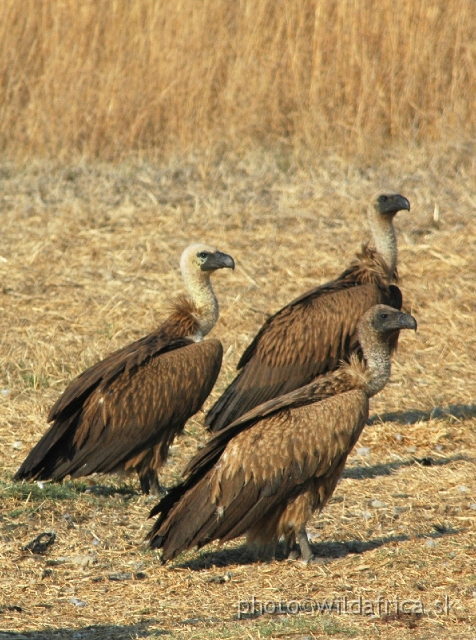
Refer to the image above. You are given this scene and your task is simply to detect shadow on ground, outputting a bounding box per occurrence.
[173,525,463,571]
[0,480,141,502]
[368,402,476,426]
[342,453,474,480]
[0,621,168,640]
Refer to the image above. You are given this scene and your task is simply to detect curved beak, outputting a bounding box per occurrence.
[201,251,235,272]
[394,194,411,213]
[378,193,411,215]
[396,311,417,331]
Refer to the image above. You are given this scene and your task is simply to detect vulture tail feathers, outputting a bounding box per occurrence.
[215,474,298,544]
[14,413,79,481]
[147,472,219,560]
[148,468,292,559]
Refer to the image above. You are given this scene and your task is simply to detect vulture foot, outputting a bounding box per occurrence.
[139,469,164,496]
[295,526,327,565]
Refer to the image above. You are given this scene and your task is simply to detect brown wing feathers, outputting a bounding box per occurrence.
[15,243,235,493]
[147,305,417,562]
[60,340,222,475]
[206,282,386,431]
[206,193,410,433]
[147,389,369,561]
[15,336,223,484]
[32,332,192,481]
[15,199,412,564]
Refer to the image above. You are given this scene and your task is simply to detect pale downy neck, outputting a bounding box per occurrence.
[181,263,219,338]
[358,324,393,398]
[368,208,397,278]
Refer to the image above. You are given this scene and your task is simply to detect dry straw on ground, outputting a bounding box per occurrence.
[0,145,475,639]
[1,0,476,160]
[1,2,475,638]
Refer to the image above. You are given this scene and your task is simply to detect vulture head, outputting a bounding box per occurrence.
[358,304,417,397]
[363,304,417,338]
[374,193,411,217]
[178,243,235,337]
[180,243,235,278]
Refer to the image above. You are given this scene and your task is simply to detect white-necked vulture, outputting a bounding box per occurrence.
[206,193,411,432]
[15,243,235,494]
[147,304,417,563]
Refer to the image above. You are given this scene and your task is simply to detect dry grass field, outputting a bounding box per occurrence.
[0,1,476,637]
[1,0,476,159]
[0,144,475,639]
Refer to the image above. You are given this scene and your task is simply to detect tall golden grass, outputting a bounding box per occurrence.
[0,0,475,160]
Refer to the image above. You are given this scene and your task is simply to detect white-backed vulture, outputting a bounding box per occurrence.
[14,243,235,494]
[147,304,417,563]
[206,193,411,433]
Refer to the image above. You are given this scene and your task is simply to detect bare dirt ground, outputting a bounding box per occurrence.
[0,146,475,639]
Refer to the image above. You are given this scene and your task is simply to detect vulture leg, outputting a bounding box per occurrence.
[296,526,327,565]
[148,474,163,496]
[296,526,313,562]
[138,467,163,496]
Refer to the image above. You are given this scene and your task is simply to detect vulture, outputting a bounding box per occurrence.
[14,243,235,494]
[147,304,417,563]
[206,193,411,433]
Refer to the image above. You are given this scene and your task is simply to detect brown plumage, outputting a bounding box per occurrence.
[147,304,417,563]
[14,243,235,494]
[206,193,410,433]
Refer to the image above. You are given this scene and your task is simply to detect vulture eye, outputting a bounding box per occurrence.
[380,195,388,202]
[197,251,209,259]
[380,313,388,319]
